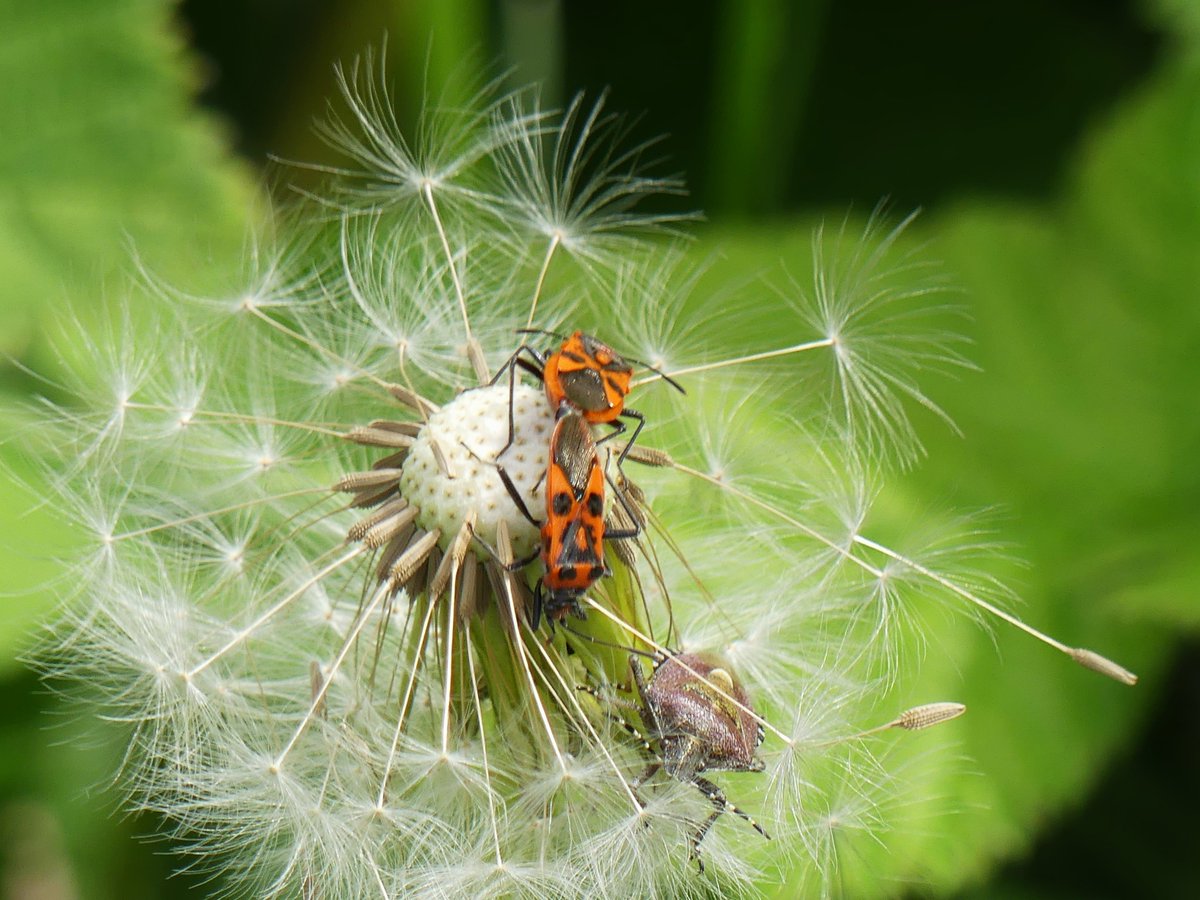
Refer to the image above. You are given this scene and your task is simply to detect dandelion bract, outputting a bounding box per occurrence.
[29,57,1134,899]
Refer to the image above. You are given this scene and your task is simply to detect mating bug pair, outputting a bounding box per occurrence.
[478,330,769,867]
[483,329,683,628]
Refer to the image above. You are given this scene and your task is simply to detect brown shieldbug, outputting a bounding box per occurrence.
[584,651,769,869]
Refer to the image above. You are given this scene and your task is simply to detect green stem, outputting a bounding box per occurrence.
[707,0,829,215]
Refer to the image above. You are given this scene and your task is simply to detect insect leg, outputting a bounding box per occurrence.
[494,463,540,528]
[627,761,661,821]
[593,417,627,447]
[460,440,540,527]
[486,344,546,387]
[632,761,661,791]
[575,685,651,747]
[630,656,664,739]
[464,525,539,572]
[614,408,646,468]
[691,775,770,855]
[602,475,643,542]
[487,344,546,458]
[530,578,544,630]
[515,356,544,380]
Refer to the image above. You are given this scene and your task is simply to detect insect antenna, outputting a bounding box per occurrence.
[625,355,686,395]
[515,326,568,344]
[560,622,659,661]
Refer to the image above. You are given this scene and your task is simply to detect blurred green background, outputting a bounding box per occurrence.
[1,0,1197,896]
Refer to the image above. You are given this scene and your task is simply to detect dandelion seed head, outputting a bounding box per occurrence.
[399,384,550,558]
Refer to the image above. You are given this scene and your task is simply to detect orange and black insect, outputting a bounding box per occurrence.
[492,405,640,628]
[492,329,684,466]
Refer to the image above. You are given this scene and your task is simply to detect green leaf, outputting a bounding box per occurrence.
[0,424,71,678]
[0,3,256,897]
[0,0,258,672]
[0,0,259,361]
[690,50,1197,900]
[707,0,828,214]
[894,61,1199,890]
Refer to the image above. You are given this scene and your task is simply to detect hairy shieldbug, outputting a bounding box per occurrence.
[583,651,769,869]
[633,652,769,867]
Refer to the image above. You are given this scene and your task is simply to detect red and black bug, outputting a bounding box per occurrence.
[586,652,769,869]
[487,404,641,628]
[492,329,684,466]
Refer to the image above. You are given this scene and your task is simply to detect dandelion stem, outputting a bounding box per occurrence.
[857,534,1065,646]
[440,566,459,756]
[377,593,440,807]
[493,523,568,770]
[631,337,835,388]
[273,578,390,770]
[244,305,394,392]
[465,639,505,867]
[852,535,1138,684]
[422,181,489,383]
[524,629,644,812]
[189,546,367,678]
[111,487,329,542]
[395,342,432,425]
[121,403,348,438]
[676,459,1135,684]
[808,702,967,746]
[670,461,885,578]
[525,232,560,330]
[368,863,389,900]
